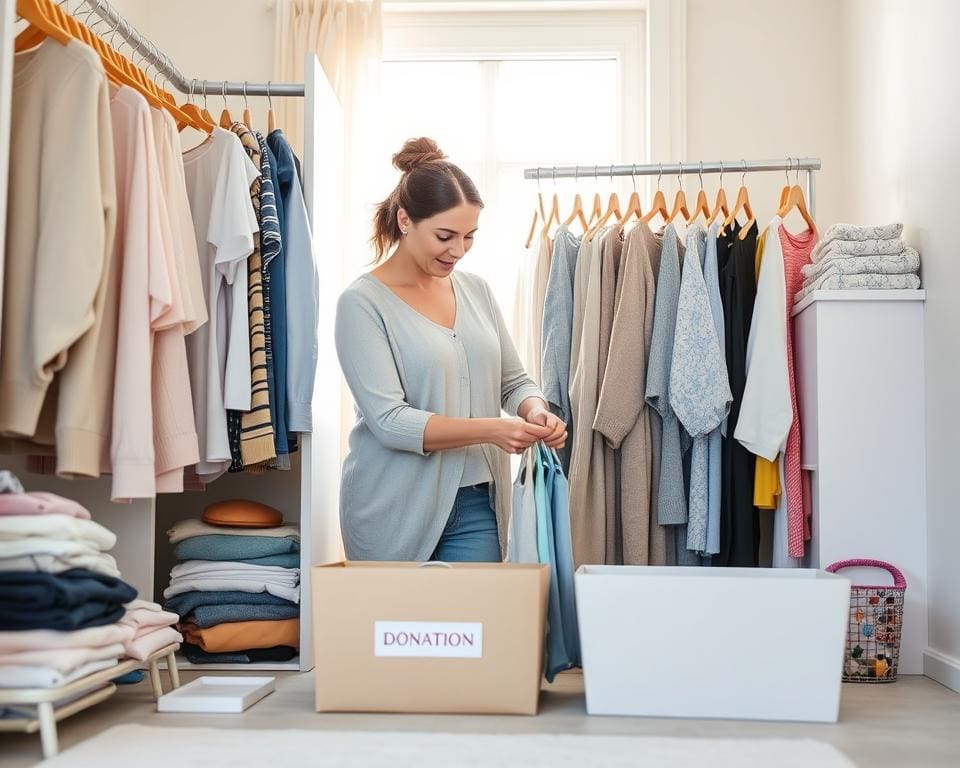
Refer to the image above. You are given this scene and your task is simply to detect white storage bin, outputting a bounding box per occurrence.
[575,565,850,723]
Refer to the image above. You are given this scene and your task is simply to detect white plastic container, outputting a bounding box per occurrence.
[574,566,850,723]
[156,676,275,714]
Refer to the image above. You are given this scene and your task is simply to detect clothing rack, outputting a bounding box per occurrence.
[523,157,821,216]
[72,0,304,97]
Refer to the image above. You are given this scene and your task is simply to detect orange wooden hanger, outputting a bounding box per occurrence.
[267,81,277,133]
[778,160,818,235]
[242,81,253,128]
[707,161,730,227]
[642,163,670,225]
[218,80,234,128]
[723,161,756,239]
[179,78,216,133]
[686,161,711,225]
[618,165,643,234]
[666,163,690,224]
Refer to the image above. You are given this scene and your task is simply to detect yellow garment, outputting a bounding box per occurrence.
[180,619,300,653]
[751,227,782,509]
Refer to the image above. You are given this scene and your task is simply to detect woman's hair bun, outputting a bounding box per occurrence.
[393,137,447,173]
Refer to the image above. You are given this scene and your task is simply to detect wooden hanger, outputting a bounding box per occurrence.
[561,167,589,233]
[618,165,643,234]
[525,170,549,248]
[583,166,621,241]
[538,168,560,239]
[722,162,756,240]
[199,80,216,125]
[267,81,277,133]
[666,164,690,224]
[777,163,818,236]
[778,158,793,210]
[587,190,603,227]
[242,81,253,128]
[218,81,234,128]
[16,0,207,132]
[642,164,670,225]
[178,78,216,132]
[686,162,711,225]
[707,162,730,227]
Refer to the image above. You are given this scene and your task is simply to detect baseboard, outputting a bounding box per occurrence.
[923,647,960,693]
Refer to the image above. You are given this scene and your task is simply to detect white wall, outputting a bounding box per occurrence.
[685,0,844,227]
[839,0,960,692]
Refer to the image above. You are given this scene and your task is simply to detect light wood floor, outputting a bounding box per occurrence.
[3,671,959,766]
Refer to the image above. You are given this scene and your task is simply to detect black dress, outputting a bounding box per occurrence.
[715,221,760,567]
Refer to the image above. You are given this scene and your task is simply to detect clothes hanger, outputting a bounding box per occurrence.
[14,0,70,49]
[707,161,730,227]
[666,163,690,224]
[267,80,277,133]
[642,163,670,225]
[618,164,643,234]
[179,78,216,133]
[219,80,234,128]
[685,161,711,225]
[586,166,603,228]
[561,166,589,233]
[724,160,756,239]
[525,169,548,248]
[590,163,623,237]
[778,157,792,210]
[539,167,560,239]
[777,159,818,235]
[242,81,253,128]
[199,80,215,125]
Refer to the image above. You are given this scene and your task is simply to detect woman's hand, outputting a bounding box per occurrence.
[487,417,553,455]
[522,404,568,450]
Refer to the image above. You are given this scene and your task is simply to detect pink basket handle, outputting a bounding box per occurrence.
[825,558,907,589]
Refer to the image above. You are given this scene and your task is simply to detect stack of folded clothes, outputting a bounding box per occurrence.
[795,222,921,303]
[163,500,301,664]
[0,471,182,688]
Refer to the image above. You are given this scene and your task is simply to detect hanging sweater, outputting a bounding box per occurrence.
[0,40,118,475]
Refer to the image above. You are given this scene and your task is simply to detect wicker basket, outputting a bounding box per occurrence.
[825,559,906,683]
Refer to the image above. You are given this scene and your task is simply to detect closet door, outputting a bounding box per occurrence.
[299,54,345,669]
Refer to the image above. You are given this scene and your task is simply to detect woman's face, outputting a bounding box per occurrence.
[398,203,481,278]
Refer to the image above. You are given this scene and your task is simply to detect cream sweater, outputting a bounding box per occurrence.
[0,40,118,476]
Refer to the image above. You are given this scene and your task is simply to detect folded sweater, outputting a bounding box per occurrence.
[811,222,903,261]
[164,589,297,616]
[123,625,182,661]
[802,248,919,282]
[174,534,300,562]
[0,492,90,519]
[167,518,300,544]
[163,577,300,604]
[180,642,297,664]
[170,560,300,581]
[0,658,119,689]
[0,570,138,631]
[184,602,300,629]
[0,513,115,549]
[0,642,125,673]
[0,551,121,577]
[0,621,135,652]
[119,605,180,636]
[180,618,300,653]
[796,272,921,303]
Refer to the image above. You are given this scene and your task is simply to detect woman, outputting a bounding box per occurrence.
[335,137,567,563]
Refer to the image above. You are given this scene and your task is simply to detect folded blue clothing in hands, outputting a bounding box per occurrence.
[174,535,300,562]
[164,589,297,617]
[184,602,301,629]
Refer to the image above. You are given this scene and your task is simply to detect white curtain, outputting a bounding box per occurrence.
[274,0,382,457]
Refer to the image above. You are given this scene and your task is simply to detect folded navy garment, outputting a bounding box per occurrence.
[232,553,300,569]
[164,589,297,617]
[174,535,299,562]
[0,569,137,631]
[180,643,298,664]
[185,602,300,629]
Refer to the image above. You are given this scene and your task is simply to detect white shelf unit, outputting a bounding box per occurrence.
[0,55,344,673]
[792,289,928,675]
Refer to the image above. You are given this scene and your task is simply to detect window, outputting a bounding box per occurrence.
[375,9,645,329]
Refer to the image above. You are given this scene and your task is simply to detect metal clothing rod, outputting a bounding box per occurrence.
[522,158,821,180]
[74,0,304,97]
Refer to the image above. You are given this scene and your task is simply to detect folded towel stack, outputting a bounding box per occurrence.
[163,500,301,664]
[0,472,182,687]
[795,222,921,303]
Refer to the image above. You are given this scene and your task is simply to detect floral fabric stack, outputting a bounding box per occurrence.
[795,222,921,303]
[163,500,301,664]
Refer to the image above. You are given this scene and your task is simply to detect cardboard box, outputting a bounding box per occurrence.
[575,565,851,723]
[312,561,549,714]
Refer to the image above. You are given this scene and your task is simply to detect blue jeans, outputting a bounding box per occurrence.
[431,483,501,563]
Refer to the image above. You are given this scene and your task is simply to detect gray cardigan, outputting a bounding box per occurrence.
[334,270,543,561]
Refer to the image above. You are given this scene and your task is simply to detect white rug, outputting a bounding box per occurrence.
[48,724,857,767]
